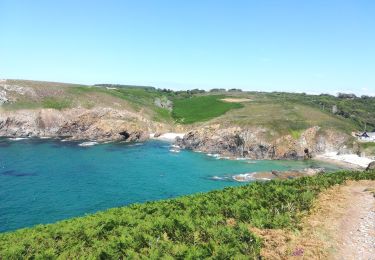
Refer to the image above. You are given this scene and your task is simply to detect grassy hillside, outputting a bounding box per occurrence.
[1,170,374,259]
[262,92,375,131]
[1,80,175,123]
[172,95,243,124]
[213,93,358,135]
[2,80,374,133]
[69,86,175,122]
[169,90,369,136]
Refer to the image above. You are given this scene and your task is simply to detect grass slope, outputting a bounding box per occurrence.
[1,170,374,259]
[172,95,243,124]
[1,80,174,122]
[217,97,357,135]
[69,86,174,121]
[262,92,375,130]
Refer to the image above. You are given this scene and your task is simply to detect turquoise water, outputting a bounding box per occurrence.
[0,138,340,232]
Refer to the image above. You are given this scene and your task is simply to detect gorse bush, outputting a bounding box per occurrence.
[0,170,374,259]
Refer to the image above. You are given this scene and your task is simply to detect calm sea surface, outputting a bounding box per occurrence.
[0,138,340,232]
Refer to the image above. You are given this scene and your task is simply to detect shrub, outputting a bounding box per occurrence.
[0,170,374,258]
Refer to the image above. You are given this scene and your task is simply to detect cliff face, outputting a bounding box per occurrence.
[0,80,357,158]
[0,80,175,142]
[176,125,350,159]
[0,107,169,142]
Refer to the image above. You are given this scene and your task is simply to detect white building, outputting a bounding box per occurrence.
[359,132,375,142]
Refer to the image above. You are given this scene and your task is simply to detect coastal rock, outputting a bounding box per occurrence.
[0,107,167,142]
[177,126,250,156]
[153,132,162,138]
[304,167,325,175]
[0,80,37,104]
[0,89,9,104]
[154,97,173,111]
[176,125,350,160]
[233,167,326,182]
[366,161,375,171]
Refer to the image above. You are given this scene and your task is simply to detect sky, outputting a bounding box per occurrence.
[1,0,374,95]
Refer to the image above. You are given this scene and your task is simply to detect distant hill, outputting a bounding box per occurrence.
[93,83,156,91]
[1,79,374,133]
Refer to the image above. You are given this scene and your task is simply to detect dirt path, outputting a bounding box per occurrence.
[328,181,375,259]
[220,98,252,103]
[254,180,375,259]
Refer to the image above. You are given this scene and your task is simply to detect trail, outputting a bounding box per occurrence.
[254,180,375,259]
[329,181,375,259]
[302,180,375,260]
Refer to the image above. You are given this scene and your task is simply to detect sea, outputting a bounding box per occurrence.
[0,138,340,232]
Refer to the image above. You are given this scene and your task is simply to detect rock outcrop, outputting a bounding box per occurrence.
[366,161,375,171]
[176,125,350,160]
[154,97,173,111]
[0,107,168,142]
[232,167,326,182]
[0,80,37,104]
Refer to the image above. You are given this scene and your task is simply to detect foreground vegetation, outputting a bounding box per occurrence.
[1,170,374,259]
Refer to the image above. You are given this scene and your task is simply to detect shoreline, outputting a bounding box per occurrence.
[315,152,374,170]
[150,132,185,142]
[2,135,374,171]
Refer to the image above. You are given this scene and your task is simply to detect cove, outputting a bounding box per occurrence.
[0,138,340,232]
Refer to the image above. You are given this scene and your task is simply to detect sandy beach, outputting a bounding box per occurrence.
[150,133,185,142]
[316,152,374,169]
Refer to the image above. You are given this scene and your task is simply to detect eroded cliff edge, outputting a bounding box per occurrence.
[176,124,352,159]
[0,79,176,142]
[0,107,175,142]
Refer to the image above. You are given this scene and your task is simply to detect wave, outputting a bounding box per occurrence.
[78,141,98,147]
[209,176,232,181]
[246,161,257,164]
[232,173,271,182]
[8,137,28,141]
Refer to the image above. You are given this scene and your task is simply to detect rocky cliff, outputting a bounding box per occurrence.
[0,107,169,142]
[176,124,351,159]
[0,79,175,142]
[0,79,357,158]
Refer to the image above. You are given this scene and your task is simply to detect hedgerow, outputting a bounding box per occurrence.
[0,170,374,259]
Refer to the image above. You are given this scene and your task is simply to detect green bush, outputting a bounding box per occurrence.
[0,170,374,258]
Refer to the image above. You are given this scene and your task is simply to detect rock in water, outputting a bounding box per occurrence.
[366,161,375,171]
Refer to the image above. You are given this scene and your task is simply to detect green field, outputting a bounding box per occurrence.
[172,95,243,124]
[1,170,374,259]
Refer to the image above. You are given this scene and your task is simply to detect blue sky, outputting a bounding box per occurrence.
[1,0,374,95]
